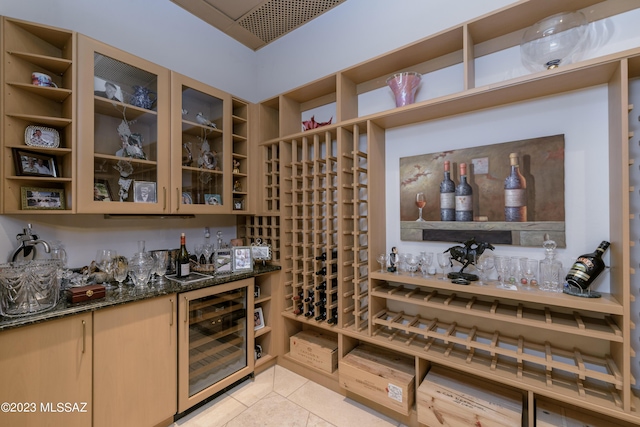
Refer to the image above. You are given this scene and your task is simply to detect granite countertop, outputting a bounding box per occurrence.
[0,264,280,332]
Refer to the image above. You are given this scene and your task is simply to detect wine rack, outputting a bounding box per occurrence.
[262,142,281,212]
[238,215,281,263]
[232,98,249,212]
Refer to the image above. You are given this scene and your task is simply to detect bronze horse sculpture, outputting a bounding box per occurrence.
[444,238,495,281]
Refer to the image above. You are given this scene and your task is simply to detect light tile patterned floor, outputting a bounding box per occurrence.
[171,365,407,427]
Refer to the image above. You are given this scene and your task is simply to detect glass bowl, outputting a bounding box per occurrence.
[0,260,63,317]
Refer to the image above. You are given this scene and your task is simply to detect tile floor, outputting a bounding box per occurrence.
[170,365,408,427]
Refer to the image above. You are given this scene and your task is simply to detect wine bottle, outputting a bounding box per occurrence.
[304,309,315,318]
[314,309,327,321]
[327,308,338,325]
[440,160,456,221]
[315,264,337,276]
[176,233,190,278]
[455,162,473,221]
[293,304,303,315]
[565,241,610,290]
[315,250,338,261]
[504,152,527,222]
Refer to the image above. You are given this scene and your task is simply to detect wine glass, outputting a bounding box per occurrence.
[475,255,494,286]
[420,252,433,277]
[437,252,450,281]
[494,256,511,289]
[96,249,117,288]
[406,254,419,277]
[376,253,388,273]
[153,251,169,285]
[415,192,426,222]
[520,258,538,290]
[113,257,129,289]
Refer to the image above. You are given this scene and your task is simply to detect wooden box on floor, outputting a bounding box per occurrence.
[339,344,415,415]
[537,400,623,427]
[417,366,523,427]
[289,330,338,373]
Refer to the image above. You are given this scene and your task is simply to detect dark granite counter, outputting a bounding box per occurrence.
[0,264,280,331]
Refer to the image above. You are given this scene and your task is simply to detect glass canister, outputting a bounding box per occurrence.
[128,240,155,287]
[539,235,563,292]
[0,260,62,317]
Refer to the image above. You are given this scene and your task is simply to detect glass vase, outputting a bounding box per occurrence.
[386,71,422,107]
[128,240,155,287]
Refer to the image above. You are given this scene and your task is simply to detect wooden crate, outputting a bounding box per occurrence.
[339,345,415,415]
[289,330,338,373]
[537,400,623,427]
[417,367,522,427]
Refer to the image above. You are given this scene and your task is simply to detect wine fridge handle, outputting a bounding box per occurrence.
[82,319,86,354]
[184,297,188,323]
[163,187,167,211]
[170,298,174,326]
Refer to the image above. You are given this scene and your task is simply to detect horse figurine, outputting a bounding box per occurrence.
[444,238,495,281]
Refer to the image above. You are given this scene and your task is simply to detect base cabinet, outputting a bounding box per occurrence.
[0,313,92,427]
[93,294,177,427]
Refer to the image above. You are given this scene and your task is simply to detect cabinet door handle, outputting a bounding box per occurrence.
[170,298,174,326]
[82,320,86,354]
[184,296,188,323]
[176,188,180,211]
[163,187,167,211]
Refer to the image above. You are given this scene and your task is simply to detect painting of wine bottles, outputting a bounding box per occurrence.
[399,134,565,247]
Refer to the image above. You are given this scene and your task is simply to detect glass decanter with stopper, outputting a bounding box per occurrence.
[539,234,563,292]
[128,240,155,287]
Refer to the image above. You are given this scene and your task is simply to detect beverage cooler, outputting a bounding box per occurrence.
[178,278,254,412]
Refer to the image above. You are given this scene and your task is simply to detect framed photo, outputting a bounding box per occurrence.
[251,245,272,262]
[21,187,65,210]
[232,246,253,272]
[254,307,265,331]
[133,181,156,203]
[93,76,123,103]
[94,179,113,202]
[214,248,232,274]
[24,125,60,148]
[13,148,58,177]
[182,192,193,204]
[205,193,221,205]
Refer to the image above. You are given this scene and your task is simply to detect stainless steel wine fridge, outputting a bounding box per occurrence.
[178,278,254,412]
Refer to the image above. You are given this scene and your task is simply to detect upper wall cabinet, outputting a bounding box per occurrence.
[170,72,234,213]
[1,17,76,213]
[76,35,171,214]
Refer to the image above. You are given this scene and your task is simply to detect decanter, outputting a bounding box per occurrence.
[539,234,563,292]
[128,240,154,287]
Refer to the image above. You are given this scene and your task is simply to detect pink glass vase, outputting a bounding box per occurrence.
[386,72,422,107]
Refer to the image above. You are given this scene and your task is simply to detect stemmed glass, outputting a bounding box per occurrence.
[154,251,169,285]
[520,258,538,290]
[376,253,388,273]
[405,254,419,277]
[494,256,511,289]
[113,257,129,289]
[437,252,450,281]
[96,249,117,289]
[420,252,433,277]
[415,192,426,222]
[475,255,494,286]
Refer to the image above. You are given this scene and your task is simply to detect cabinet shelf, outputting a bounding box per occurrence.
[8,51,72,74]
[181,120,223,137]
[371,272,623,315]
[5,113,72,128]
[94,97,156,121]
[7,82,72,102]
[255,325,272,338]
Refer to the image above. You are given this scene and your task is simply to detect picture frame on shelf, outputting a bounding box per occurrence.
[205,193,221,205]
[251,238,272,263]
[232,246,253,273]
[13,148,58,177]
[21,187,65,210]
[93,76,123,103]
[182,192,193,204]
[24,125,60,148]
[133,181,156,203]
[94,179,113,202]
[254,307,265,331]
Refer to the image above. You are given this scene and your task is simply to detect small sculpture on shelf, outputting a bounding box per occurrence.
[233,180,242,192]
[388,246,398,272]
[196,112,217,128]
[444,238,494,283]
[302,115,332,131]
[113,160,134,202]
[233,159,241,174]
[182,142,193,166]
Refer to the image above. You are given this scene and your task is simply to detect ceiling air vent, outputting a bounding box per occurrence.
[238,0,345,44]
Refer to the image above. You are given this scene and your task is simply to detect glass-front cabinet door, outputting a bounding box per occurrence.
[178,278,254,412]
[77,36,170,213]
[171,72,231,213]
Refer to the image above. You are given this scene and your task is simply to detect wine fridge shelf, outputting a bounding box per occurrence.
[370,282,623,342]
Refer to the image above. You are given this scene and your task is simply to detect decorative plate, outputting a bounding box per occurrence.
[24,125,60,148]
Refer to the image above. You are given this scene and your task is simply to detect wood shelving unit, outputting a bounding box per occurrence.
[256,1,640,425]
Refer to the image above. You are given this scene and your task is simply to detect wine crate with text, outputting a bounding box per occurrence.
[289,330,338,373]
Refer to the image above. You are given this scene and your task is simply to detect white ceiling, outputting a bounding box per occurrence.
[170,0,347,50]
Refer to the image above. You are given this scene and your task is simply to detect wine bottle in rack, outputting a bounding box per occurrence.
[304,309,315,318]
[327,308,338,325]
[565,241,610,290]
[293,304,303,315]
[455,162,473,221]
[504,152,527,222]
[315,250,338,261]
[314,309,327,321]
[315,264,338,276]
[316,282,327,291]
[303,294,315,303]
[176,233,190,278]
[292,290,304,301]
[440,160,456,221]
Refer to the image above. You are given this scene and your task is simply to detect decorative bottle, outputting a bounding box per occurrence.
[539,235,563,292]
[455,162,473,221]
[565,241,610,290]
[504,152,527,222]
[440,160,456,221]
[176,233,190,278]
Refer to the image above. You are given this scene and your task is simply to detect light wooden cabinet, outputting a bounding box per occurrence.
[253,271,280,373]
[77,35,171,214]
[1,17,76,213]
[93,294,177,427]
[0,313,92,427]
[258,1,640,426]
